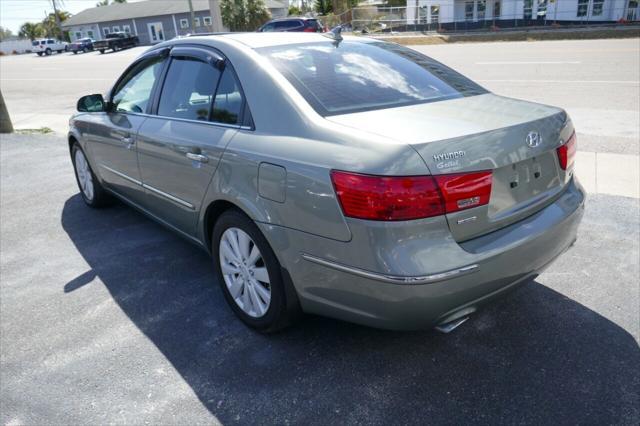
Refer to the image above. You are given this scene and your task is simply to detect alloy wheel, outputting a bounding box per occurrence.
[74,149,94,201]
[219,227,271,318]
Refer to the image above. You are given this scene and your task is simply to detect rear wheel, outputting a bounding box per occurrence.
[45,48,51,55]
[71,143,109,208]
[212,210,296,332]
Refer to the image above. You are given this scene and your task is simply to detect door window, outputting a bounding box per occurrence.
[111,56,165,114]
[158,57,222,121]
[211,67,244,125]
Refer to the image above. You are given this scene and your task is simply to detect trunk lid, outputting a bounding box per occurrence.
[327,94,574,241]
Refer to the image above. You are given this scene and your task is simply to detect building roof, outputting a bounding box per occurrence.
[63,0,286,27]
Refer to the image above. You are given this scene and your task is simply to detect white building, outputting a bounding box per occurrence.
[406,0,638,25]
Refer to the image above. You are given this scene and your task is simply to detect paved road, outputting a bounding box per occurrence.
[1,39,639,424]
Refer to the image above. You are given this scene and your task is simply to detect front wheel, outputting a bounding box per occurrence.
[45,48,51,55]
[212,210,297,332]
[71,143,110,208]
[99,49,105,54]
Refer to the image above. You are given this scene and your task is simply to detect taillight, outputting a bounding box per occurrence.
[330,170,493,221]
[434,171,493,213]
[303,27,316,32]
[557,132,577,170]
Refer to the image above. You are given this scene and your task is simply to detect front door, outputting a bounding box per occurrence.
[148,22,165,44]
[136,47,248,235]
[87,54,166,203]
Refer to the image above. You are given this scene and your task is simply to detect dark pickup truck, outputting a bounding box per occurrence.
[94,32,138,53]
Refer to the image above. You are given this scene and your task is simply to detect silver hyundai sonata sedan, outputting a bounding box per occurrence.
[69,32,584,332]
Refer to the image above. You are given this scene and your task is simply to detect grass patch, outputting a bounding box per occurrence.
[15,127,54,135]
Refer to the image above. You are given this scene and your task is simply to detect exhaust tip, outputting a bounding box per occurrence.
[435,316,470,333]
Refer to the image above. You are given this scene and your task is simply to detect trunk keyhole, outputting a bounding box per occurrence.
[510,181,518,188]
[534,171,541,179]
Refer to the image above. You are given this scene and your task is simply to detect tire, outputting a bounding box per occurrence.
[212,209,297,332]
[83,47,88,53]
[45,48,51,55]
[57,50,62,54]
[112,45,118,52]
[37,52,43,56]
[99,49,105,54]
[73,51,77,54]
[71,143,110,208]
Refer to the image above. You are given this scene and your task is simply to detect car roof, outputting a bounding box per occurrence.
[268,17,316,22]
[198,32,370,49]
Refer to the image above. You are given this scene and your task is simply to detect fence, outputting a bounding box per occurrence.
[349,0,639,33]
[0,39,34,55]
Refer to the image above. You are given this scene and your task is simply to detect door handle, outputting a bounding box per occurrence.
[186,152,209,163]
[121,136,134,150]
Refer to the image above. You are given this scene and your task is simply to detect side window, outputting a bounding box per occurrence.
[261,23,275,32]
[211,67,244,125]
[111,56,165,114]
[158,57,221,121]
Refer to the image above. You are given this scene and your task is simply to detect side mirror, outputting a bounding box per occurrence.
[77,94,105,112]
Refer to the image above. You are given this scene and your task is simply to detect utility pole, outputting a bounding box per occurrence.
[51,0,63,39]
[0,90,14,134]
[188,0,196,33]
[208,0,224,32]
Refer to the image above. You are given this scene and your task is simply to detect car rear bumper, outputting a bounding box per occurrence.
[259,177,585,330]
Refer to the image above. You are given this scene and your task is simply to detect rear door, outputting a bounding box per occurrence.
[136,46,247,235]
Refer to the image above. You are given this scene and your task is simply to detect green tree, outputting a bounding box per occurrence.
[288,5,302,15]
[0,26,13,41]
[41,10,71,39]
[220,0,270,31]
[18,22,44,40]
[384,0,406,6]
[315,0,332,14]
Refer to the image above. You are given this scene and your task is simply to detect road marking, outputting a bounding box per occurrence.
[475,61,582,65]
[575,151,640,199]
[478,79,639,84]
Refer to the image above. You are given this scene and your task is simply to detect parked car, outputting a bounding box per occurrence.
[257,17,325,32]
[93,32,138,53]
[32,39,68,56]
[69,33,584,333]
[69,38,95,54]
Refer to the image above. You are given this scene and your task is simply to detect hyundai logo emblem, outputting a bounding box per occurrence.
[526,131,541,148]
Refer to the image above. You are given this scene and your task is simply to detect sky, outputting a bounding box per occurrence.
[0,0,143,34]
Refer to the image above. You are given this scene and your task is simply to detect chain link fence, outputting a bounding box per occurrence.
[348,0,639,33]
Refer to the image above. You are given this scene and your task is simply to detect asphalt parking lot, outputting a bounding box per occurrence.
[1,38,639,424]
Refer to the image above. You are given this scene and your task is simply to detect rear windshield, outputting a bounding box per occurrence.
[258,41,486,116]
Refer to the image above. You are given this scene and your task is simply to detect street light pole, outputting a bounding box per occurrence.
[188,0,196,33]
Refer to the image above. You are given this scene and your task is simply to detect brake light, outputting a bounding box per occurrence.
[557,132,577,170]
[434,171,493,213]
[303,27,316,32]
[330,170,493,221]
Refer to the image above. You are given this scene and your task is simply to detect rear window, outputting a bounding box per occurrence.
[258,41,486,116]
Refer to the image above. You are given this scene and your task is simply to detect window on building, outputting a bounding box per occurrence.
[592,0,605,16]
[494,0,501,18]
[158,57,222,121]
[123,25,131,34]
[87,30,94,39]
[419,6,428,24]
[112,26,120,32]
[194,17,201,27]
[465,1,474,21]
[577,0,589,17]
[477,0,486,19]
[537,0,548,18]
[523,0,533,19]
[431,5,440,23]
[628,1,638,20]
[180,18,189,29]
[103,27,110,36]
[75,32,82,40]
[203,16,212,26]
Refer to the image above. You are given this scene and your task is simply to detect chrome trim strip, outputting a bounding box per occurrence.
[142,183,195,210]
[100,164,142,186]
[112,110,251,130]
[301,253,479,285]
[100,164,195,210]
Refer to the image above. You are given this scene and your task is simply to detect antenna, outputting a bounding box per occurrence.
[323,25,343,46]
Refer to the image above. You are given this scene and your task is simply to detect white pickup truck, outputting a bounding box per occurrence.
[32,39,68,56]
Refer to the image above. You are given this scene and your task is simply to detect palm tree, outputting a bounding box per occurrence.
[18,22,44,40]
[96,0,127,6]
